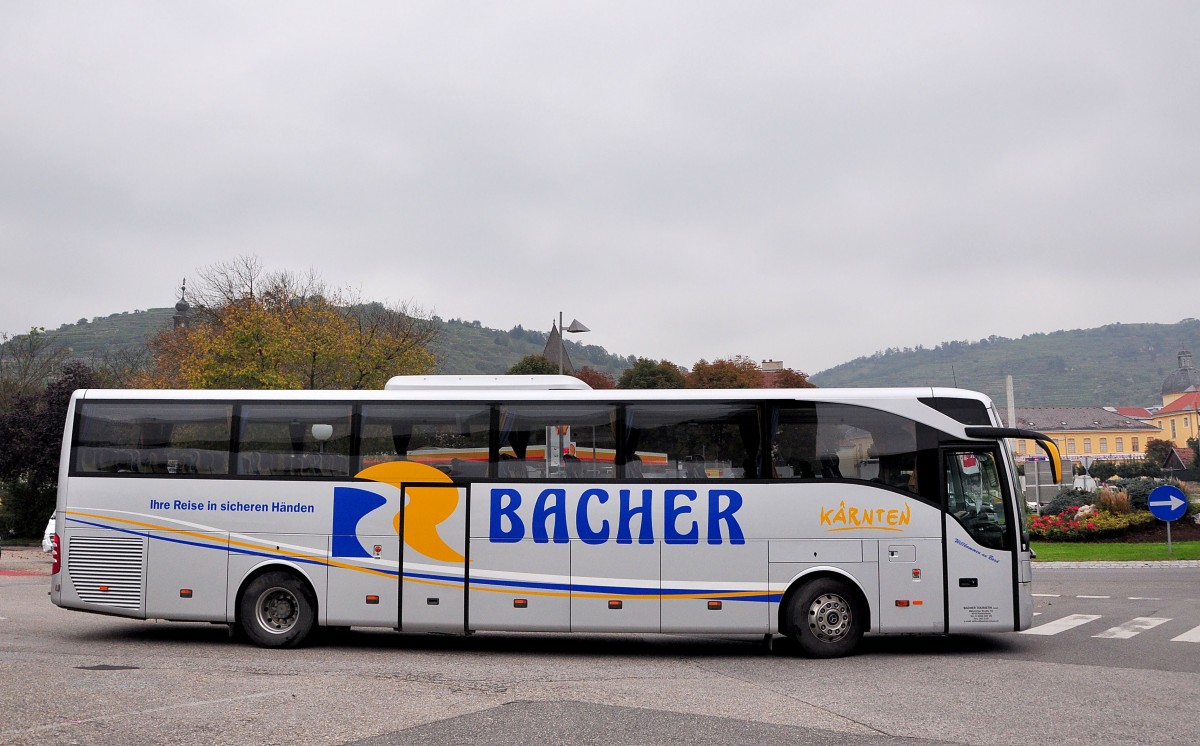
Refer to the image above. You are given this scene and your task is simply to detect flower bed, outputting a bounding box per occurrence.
[1028,506,1157,541]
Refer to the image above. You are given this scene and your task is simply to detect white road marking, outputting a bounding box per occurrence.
[1021,613,1102,635]
[1033,593,1060,597]
[1127,597,1161,601]
[1077,595,1111,599]
[1093,617,1171,639]
[1170,624,1200,643]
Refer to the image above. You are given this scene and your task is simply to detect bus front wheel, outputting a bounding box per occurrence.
[239,571,316,648]
[786,577,864,658]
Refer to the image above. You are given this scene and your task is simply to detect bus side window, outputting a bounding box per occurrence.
[74,402,234,477]
[238,403,352,477]
[769,402,937,501]
[360,403,491,477]
[770,403,821,480]
[494,404,617,480]
[624,402,758,480]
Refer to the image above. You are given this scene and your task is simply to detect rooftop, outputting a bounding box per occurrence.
[1156,391,1200,414]
[1005,406,1160,432]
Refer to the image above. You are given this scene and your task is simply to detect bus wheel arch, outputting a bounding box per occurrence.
[236,565,318,648]
[779,570,870,658]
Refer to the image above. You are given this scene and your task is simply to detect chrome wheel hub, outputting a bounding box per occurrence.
[256,588,299,634]
[808,593,852,642]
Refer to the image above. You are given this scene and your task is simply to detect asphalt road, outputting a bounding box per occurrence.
[2,548,1198,746]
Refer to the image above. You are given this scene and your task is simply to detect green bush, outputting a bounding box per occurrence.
[0,481,55,539]
[1084,510,1156,536]
[1043,488,1093,516]
[1115,459,1161,479]
[1089,461,1119,482]
[1177,487,1198,521]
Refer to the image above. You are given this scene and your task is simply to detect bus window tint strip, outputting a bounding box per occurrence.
[73,398,943,494]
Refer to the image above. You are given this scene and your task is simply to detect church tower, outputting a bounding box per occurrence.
[172,279,190,329]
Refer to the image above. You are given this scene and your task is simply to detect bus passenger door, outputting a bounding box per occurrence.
[399,482,469,633]
[942,449,1017,632]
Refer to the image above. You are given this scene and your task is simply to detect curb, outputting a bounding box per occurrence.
[1034,560,1200,568]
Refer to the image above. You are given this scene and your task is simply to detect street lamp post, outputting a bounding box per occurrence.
[557,311,590,375]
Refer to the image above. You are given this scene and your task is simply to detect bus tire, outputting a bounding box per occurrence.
[786,577,864,658]
[239,570,316,648]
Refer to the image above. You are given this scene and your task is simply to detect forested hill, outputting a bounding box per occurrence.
[27,310,1200,406]
[38,308,633,378]
[810,319,1200,408]
[431,317,632,377]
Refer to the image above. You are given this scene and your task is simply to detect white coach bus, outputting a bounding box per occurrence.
[50,376,1060,657]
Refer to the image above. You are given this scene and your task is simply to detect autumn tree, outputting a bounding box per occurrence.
[574,366,616,389]
[765,367,816,389]
[686,356,764,389]
[617,358,686,389]
[136,258,437,390]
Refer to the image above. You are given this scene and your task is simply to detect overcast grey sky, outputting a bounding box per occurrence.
[3,2,1198,374]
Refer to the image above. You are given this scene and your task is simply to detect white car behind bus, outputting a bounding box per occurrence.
[42,515,55,553]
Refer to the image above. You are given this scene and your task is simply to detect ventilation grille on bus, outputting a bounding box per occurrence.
[68,535,145,611]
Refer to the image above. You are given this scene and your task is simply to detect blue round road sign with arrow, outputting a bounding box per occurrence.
[1148,485,1188,522]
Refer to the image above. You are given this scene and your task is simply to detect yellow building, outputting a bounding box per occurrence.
[1000,350,1200,467]
[1152,350,1200,448]
[1004,407,1159,464]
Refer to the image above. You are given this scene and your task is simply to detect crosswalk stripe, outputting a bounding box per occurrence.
[1021,613,1102,635]
[1171,624,1200,643]
[1093,617,1170,639]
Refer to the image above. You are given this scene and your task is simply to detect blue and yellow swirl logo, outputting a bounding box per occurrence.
[332,461,464,562]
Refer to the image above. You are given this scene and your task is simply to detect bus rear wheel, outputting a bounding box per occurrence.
[786,577,864,658]
[239,571,316,648]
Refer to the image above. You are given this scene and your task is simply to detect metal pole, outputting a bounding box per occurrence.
[1033,460,1041,513]
[558,311,563,375]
